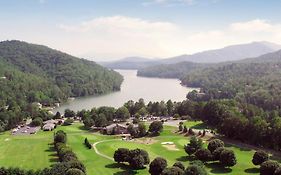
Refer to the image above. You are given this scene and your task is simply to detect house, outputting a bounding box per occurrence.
[43,123,56,131]
[43,119,58,125]
[103,124,129,135]
[42,119,58,131]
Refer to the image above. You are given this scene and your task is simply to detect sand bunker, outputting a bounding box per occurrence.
[161,142,179,151]
[134,138,157,145]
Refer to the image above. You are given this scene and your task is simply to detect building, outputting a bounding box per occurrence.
[103,124,129,135]
[43,123,56,131]
[42,119,58,131]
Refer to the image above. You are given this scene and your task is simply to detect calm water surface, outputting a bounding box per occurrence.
[53,70,197,113]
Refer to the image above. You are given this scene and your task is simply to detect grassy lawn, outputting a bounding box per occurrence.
[0,130,55,170]
[0,122,279,175]
[183,120,208,130]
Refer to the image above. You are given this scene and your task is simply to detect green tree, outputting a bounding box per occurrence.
[184,136,203,156]
[195,148,212,162]
[184,165,208,175]
[260,160,280,175]
[114,148,130,163]
[173,162,185,171]
[115,106,130,121]
[138,123,147,137]
[148,121,163,135]
[149,157,167,175]
[64,109,75,118]
[83,117,95,129]
[31,117,43,126]
[95,114,108,127]
[252,150,269,165]
[162,167,184,175]
[208,139,224,153]
[219,149,237,167]
[54,111,62,119]
[66,168,85,175]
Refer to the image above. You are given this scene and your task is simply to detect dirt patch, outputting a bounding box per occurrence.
[134,138,157,145]
[162,144,179,151]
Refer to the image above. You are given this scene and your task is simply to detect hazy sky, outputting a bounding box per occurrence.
[1,0,281,61]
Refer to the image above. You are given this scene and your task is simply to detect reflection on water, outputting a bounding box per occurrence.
[53,69,197,113]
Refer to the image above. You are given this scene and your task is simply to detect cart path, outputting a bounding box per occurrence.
[92,139,119,161]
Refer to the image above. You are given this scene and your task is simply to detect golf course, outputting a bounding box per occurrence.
[0,121,279,175]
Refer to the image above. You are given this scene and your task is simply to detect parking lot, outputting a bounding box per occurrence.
[12,125,40,135]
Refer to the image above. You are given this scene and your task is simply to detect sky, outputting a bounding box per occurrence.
[0,0,281,61]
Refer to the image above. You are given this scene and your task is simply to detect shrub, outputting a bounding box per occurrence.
[183,126,188,133]
[208,139,224,153]
[173,162,185,171]
[184,136,203,156]
[54,130,67,144]
[129,154,145,169]
[66,168,85,175]
[31,117,43,126]
[260,160,280,175]
[195,148,212,162]
[252,150,269,165]
[64,118,74,126]
[149,157,167,175]
[114,148,130,163]
[189,160,205,168]
[148,121,163,135]
[162,167,184,175]
[113,148,150,170]
[212,147,225,161]
[84,138,92,149]
[219,149,237,167]
[188,128,195,135]
[184,165,208,175]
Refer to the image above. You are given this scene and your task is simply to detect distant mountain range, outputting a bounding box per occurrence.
[100,41,281,69]
[99,57,159,69]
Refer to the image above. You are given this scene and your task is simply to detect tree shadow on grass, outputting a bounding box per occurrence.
[78,125,88,131]
[205,162,232,174]
[49,157,59,163]
[224,143,251,152]
[190,123,207,130]
[105,163,139,175]
[244,167,259,173]
[45,146,56,152]
[176,156,196,162]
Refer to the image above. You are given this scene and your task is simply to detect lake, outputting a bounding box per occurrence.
[53,69,197,113]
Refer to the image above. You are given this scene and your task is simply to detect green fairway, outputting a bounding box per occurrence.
[183,120,208,130]
[0,130,55,170]
[0,122,280,175]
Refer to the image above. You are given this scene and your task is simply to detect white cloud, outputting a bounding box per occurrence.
[142,0,220,6]
[57,16,281,60]
[230,19,273,32]
[2,16,280,61]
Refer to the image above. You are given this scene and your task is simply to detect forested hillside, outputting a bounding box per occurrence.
[0,40,123,130]
[183,51,281,112]
[137,62,210,78]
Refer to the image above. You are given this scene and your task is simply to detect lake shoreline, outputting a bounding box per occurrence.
[53,69,198,113]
